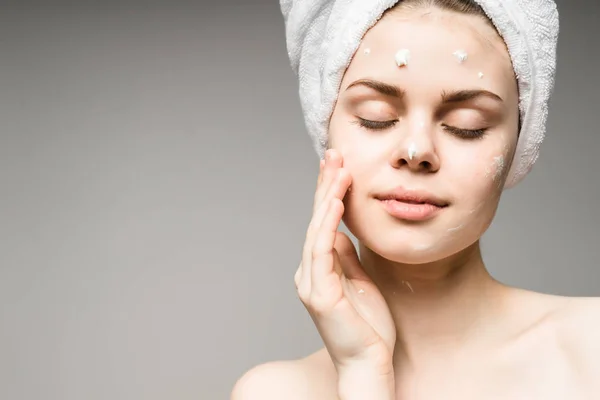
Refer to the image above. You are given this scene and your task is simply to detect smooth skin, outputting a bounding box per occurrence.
[232,5,600,400]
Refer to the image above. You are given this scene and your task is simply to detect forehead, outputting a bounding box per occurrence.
[342,8,516,99]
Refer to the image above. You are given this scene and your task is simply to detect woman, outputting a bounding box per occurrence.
[233,0,600,398]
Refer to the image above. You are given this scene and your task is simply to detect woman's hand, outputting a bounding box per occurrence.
[295,149,397,399]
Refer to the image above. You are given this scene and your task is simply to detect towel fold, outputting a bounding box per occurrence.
[279,0,559,188]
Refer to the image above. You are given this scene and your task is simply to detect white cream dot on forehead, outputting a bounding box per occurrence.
[453,50,468,63]
[364,48,371,55]
[394,48,410,67]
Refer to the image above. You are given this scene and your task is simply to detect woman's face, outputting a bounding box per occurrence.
[329,7,519,264]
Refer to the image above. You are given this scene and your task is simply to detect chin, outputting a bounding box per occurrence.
[369,236,482,265]
[343,204,486,265]
[357,226,470,265]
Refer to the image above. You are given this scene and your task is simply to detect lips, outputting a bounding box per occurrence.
[375,187,449,208]
[375,187,448,221]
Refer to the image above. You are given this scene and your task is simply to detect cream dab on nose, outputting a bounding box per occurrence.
[408,142,418,160]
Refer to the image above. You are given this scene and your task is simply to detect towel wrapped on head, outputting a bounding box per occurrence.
[279,0,559,189]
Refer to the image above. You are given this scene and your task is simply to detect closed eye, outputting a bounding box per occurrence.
[442,124,488,139]
[352,117,398,131]
[351,118,488,139]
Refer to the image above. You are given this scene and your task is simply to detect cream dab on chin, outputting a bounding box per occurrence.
[411,242,432,252]
[395,48,410,67]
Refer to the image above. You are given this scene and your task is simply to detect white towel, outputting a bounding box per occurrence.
[279,0,559,189]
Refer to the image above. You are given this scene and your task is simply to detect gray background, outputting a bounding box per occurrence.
[0,0,598,399]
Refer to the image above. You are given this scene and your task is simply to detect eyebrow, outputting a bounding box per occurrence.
[440,89,503,103]
[344,78,504,103]
[345,79,405,98]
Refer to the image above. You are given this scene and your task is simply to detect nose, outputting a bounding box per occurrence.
[389,118,440,173]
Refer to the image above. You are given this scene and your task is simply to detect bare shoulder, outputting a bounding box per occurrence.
[506,288,600,335]
[231,348,337,400]
[230,359,309,400]
[551,296,600,378]
[503,290,600,360]
[553,296,600,341]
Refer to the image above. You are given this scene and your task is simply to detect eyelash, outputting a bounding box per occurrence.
[352,118,488,139]
[352,118,398,131]
[441,124,488,139]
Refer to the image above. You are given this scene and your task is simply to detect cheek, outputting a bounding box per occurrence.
[434,147,510,249]
[337,148,374,187]
[479,141,512,190]
[332,128,386,173]
[444,140,511,188]
[484,154,507,186]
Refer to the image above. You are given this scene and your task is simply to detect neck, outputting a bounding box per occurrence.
[359,240,512,372]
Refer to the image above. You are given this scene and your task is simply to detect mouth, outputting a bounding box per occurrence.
[375,188,449,221]
[375,193,449,208]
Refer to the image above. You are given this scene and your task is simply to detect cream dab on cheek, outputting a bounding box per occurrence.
[478,72,484,79]
[492,155,505,184]
[395,48,410,67]
[484,155,506,183]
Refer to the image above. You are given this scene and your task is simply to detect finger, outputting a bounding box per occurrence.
[316,159,325,187]
[301,167,349,292]
[301,166,352,297]
[304,168,351,265]
[294,262,302,290]
[311,197,345,303]
[313,150,343,212]
[334,232,370,282]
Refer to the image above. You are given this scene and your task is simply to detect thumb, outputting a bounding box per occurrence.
[333,232,370,282]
